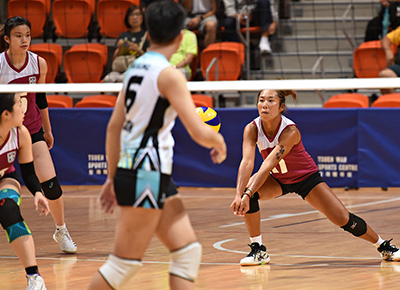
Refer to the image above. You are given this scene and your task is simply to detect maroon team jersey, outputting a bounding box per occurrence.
[253,115,318,184]
[0,50,42,134]
[0,127,19,178]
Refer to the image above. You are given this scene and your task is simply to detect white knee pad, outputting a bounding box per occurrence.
[99,254,142,289]
[169,241,202,282]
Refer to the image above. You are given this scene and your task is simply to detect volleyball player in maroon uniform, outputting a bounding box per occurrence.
[0,17,76,253]
[0,92,50,289]
[231,89,400,265]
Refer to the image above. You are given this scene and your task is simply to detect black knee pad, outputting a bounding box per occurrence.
[0,198,24,229]
[341,212,367,237]
[246,192,260,214]
[41,177,62,200]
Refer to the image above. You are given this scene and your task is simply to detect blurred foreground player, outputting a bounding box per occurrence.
[88,1,227,289]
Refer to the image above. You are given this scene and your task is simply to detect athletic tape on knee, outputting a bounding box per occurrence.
[41,177,62,200]
[246,192,260,214]
[99,254,142,290]
[341,212,367,237]
[169,241,202,282]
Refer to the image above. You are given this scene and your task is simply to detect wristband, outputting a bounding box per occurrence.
[245,187,254,198]
[241,192,251,199]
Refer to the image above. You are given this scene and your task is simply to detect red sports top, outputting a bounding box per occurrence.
[253,115,318,184]
[0,127,19,178]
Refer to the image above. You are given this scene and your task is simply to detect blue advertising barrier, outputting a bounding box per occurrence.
[43,108,399,188]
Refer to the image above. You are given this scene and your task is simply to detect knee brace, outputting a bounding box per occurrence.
[41,177,62,200]
[99,254,142,289]
[246,192,260,214]
[0,198,31,243]
[169,241,202,282]
[341,212,367,237]
[0,188,20,205]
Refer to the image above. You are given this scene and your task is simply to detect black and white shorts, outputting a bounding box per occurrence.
[114,167,178,209]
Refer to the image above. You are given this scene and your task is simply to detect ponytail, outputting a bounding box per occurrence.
[277,90,298,105]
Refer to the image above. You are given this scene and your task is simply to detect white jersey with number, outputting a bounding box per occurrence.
[117,51,177,175]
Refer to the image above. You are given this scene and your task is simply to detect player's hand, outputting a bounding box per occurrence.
[210,133,227,164]
[210,148,226,164]
[99,178,117,214]
[230,194,249,216]
[43,130,54,149]
[33,192,50,216]
[187,17,200,30]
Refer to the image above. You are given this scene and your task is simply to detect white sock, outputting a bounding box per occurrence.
[374,236,385,248]
[259,36,269,46]
[250,235,262,246]
[56,224,66,231]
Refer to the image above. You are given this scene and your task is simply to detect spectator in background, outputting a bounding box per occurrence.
[182,0,218,48]
[103,4,150,82]
[223,0,278,55]
[365,0,400,41]
[170,29,198,80]
[379,25,400,94]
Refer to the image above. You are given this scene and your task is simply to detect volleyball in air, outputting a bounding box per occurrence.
[195,107,221,132]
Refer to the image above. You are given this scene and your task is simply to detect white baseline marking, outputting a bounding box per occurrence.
[221,197,400,228]
[213,239,382,262]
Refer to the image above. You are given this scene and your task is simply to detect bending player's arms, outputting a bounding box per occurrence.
[17,125,50,216]
[231,125,300,216]
[246,126,300,193]
[159,67,227,164]
[231,122,257,216]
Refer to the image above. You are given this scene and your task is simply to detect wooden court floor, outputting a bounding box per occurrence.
[1,186,400,290]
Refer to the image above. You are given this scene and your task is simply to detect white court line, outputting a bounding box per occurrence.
[0,255,384,268]
[220,197,400,228]
[213,239,382,262]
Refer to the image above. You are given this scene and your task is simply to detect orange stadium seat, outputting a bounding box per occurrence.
[323,98,368,108]
[64,43,108,83]
[192,94,214,107]
[29,43,63,83]
[52,0,93,38]
[97,0,140,38]
[75,94,118,108]
[329,93,369,108]
[201,42,245,81]
[46,95,73,108]
[8,0,48,38]
[353,40,398,78]
[371,93,400,107]
[68,43,108,67]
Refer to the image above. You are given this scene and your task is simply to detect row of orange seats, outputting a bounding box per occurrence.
[30,42,108,83]
[323,93,400,108]
[48,94,214,108]
[47,94,117,108]
[31,41,246,83]
[8,0,140,39]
